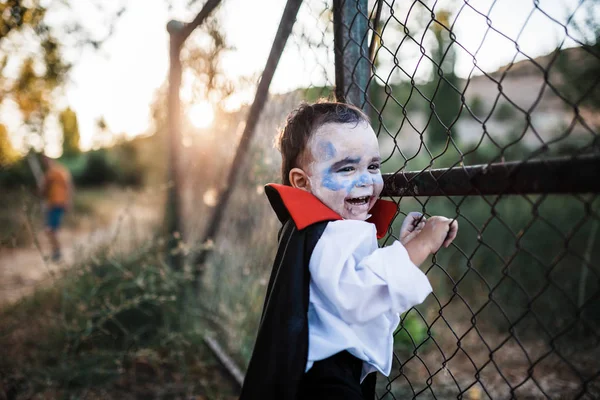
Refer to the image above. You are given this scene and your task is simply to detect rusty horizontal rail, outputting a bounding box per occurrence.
[382,155,600,197]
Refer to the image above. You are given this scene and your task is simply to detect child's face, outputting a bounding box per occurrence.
[305,121,384,220]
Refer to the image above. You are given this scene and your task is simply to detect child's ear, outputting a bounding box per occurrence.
[289,168,311,192]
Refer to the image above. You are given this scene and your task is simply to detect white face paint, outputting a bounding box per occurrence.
[305,121,384,221]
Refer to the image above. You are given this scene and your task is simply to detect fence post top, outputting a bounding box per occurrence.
[166,20,185,34]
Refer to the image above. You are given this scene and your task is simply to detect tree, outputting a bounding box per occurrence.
[1,0,124,152]
[0,123,18,166]
[181,17,237,113]
[425,10,462,151]
[555,0,600,110]
[93,116,111,148]
[12,57,57,138]
[59,107,80,156]
[1,2,69,118]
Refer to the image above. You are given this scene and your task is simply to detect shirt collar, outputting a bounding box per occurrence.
[265,183,397,239]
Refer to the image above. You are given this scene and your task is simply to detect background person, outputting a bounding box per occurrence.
[40,154,74,261]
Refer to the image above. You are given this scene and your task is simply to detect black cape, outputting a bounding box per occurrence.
[239,184,392,400]
[239,185,328,399]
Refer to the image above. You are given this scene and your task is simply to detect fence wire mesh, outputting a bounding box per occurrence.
[189,0,600,399]
[0,0,598,398]
[340,0,600,398]
[181,0,339,367]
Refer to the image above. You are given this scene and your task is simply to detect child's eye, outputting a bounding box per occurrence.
[368,164,380,170]
[337,166,354,173]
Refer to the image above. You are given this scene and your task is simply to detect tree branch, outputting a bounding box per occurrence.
[181,0,222,41]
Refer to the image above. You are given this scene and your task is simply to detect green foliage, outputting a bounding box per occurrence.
[553,1,600,110]
[0,142,146,189]
[394,312,429,352]
[0,0,122,153]
[63,245,183,350]
[0,240,237,398]
[426,73,462,150]
[368,81,424,137]
[468,95,485,118]
[387,193,600,341]
[74,145,143,187]
[59,107,80,156]
[425,10,462,151]
[0,153,37,187]
[0,187,41,248]
[110,140,145,186]
[7,42,69,134]
[301,86,335,103]
[12,57,52,124]
[41,36,69,85]
[77,149,117,186]
[59,152,87,177]
[493,101,516,121]
[556,43,600,108]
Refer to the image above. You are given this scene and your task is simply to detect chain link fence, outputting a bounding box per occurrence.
[182,0,338,367]
[361,1,600,398]
[0,0,598,398]
[187,0,600,398]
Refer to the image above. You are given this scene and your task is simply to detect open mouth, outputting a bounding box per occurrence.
[345,195,371,206]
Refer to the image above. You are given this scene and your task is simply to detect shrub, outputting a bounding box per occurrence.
[0,239,238,398]
[77,149,117,186]
[111,140,144,186]
[468,95,485,117]
[493,101,516,120]
[0,155,39,188]
[394,312,429,352]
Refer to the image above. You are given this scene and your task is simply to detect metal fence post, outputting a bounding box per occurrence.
[333,0,370,110]
[193,0,304,276]
[164,0,221,270]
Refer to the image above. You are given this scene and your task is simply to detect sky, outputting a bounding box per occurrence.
[62,0,288,152]
[2,0,598,155]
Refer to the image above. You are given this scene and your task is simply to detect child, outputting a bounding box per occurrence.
[239,102,458,400]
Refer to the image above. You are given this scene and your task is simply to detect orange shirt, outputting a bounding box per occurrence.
[44,164,71,207]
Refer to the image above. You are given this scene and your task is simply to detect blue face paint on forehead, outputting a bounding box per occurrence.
[314,141,337,161]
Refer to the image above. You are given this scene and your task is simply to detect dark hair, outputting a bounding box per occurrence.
[276,101,370,185]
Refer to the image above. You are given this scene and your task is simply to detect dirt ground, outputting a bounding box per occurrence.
[0,187,163,306]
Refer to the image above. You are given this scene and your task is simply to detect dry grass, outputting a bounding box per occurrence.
[0,238,239,399]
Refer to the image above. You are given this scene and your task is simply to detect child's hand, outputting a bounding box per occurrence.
[399,212,426,245]
[421,216,458,252]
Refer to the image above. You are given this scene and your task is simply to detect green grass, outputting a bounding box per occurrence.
[0,239,239,399]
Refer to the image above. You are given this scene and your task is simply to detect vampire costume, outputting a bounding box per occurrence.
[239,183,398,400]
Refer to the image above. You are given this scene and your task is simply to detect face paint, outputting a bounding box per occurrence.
[305,122,384,221]
[315,141,337,161]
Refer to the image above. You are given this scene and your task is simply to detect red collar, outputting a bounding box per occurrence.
[265,183,397,239]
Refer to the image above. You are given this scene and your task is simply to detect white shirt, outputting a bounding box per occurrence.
[305,219,433,382]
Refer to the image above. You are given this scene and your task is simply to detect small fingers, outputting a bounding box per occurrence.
[444,220,459,247]
[401,212,424,233]
[408,212,425,227]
